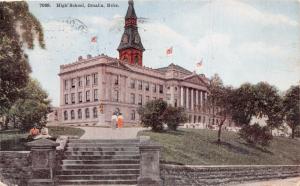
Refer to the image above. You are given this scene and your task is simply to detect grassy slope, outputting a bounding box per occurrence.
[0,126,85,150]
[138,129,300,165]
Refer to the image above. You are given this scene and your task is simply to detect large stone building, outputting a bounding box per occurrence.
[58,0,233,127]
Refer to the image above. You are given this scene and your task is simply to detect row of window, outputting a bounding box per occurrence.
[129,79,164,94]
[187,115,223,125]
[64,107,98,120]
[64,73,98,90]
[65,89,98,104]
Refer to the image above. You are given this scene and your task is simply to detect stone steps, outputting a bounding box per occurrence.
[65,155,140,160]
[65,151,139,156]
[62,159,139,165]
[66,147,139,152]
[57,139,140,185]
[57,179,138,185]
[58,169,140,175]
[57,174,139,180]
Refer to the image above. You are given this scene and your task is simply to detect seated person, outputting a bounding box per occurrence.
[34,126,51,139]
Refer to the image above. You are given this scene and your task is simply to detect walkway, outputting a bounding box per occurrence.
[233,177,300,186]
[78,127,146,139]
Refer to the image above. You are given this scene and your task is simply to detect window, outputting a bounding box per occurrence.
[153,84,157,93]
[138,94,142,105]
[203,116,206,123]
[94,89,98,101]
[71,93,75,104]
[71,110,75,120]
[194,115,197,123]
[153,97,157,100]
[131,110,135,120]
[78,92,82,103]
[130,79,135,89]
[145,82,149,91]
[134,55,139,64]
[114,75,119,85]
[175,86,178,91]
[93,73,98,85]
[86,75,90,86]
[78,109,82,119]
[86,90,90,102]
[175,99,178,107]
[113,90,119,102]
[85,108,90,119]
[198,116,201,123]
[130,93,135,104]
[71,78,75,88]
[78,77,82,87]
[93,107,98,118]
[146,96,150,102]
[137,80,142,90]
[64,80,68,90]
[64,94,68,104]
[159,85,163,94]
[64,111,68,120]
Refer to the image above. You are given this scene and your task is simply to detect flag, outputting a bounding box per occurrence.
[166,47,173,56]
[91,36,97,43]
[196,58,203,69]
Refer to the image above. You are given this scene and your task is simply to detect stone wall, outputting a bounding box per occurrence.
[0,151,31,186]
[161,164,300,186]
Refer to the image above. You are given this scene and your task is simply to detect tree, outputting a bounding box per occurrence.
[162,106,188,131]
[8,79,50,131]
[283,85,300,138]
[231,82,284,145]
[138,99,168,132]
[239,123,273,146]
[0,2,45,115]
[208,74,234,142]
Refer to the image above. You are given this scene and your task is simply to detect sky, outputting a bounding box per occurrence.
[26,0,300,106]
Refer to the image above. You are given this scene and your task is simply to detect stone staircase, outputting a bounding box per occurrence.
[56,139,140,185]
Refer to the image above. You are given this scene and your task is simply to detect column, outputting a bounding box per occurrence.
[180,86,184,107]
[191,89,194,111]
[186,88,189,110]
[170,86,175,106]
[196,90,199,111]
[200,91,203,110]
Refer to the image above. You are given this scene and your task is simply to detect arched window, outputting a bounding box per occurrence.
[134,55,139,64]
[78,109,82,119]
[71,110,75,120]
[93,107,97,118]
[64,111,68,120]
[85,108,90,119]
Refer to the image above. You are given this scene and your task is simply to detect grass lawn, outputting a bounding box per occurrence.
[0,126,85,151]
[138,129,300,165]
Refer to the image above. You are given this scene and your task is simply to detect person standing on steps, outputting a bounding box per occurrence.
[111,112,117,130]
[117,113,124,128]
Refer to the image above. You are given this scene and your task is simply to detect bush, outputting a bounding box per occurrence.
[239,123,273,146]
[137,99,168,132]
[163,107,188,131]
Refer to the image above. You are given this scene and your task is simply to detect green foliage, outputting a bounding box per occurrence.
[138,99,168,132]
[208,74,235,142]
[231,82,283,128]
[0,2,45,115]
[239,123,273,146]
[8,79,51,131]
[162,106,188,131]
[283,85,300,138]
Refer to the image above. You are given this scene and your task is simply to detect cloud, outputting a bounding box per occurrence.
[215,0,298,27]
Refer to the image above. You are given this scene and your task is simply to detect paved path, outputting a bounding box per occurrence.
[78,127,147,139]
[233,177,300,186]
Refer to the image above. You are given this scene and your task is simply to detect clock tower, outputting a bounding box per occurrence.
[117,0,145,66]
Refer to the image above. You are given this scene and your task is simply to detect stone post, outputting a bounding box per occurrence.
[138,136,162,186]
[27,139,59,186]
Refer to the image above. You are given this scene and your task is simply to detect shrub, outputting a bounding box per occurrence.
[162,106,188,131]
[137,99,168,132]
[239,123,273,146]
